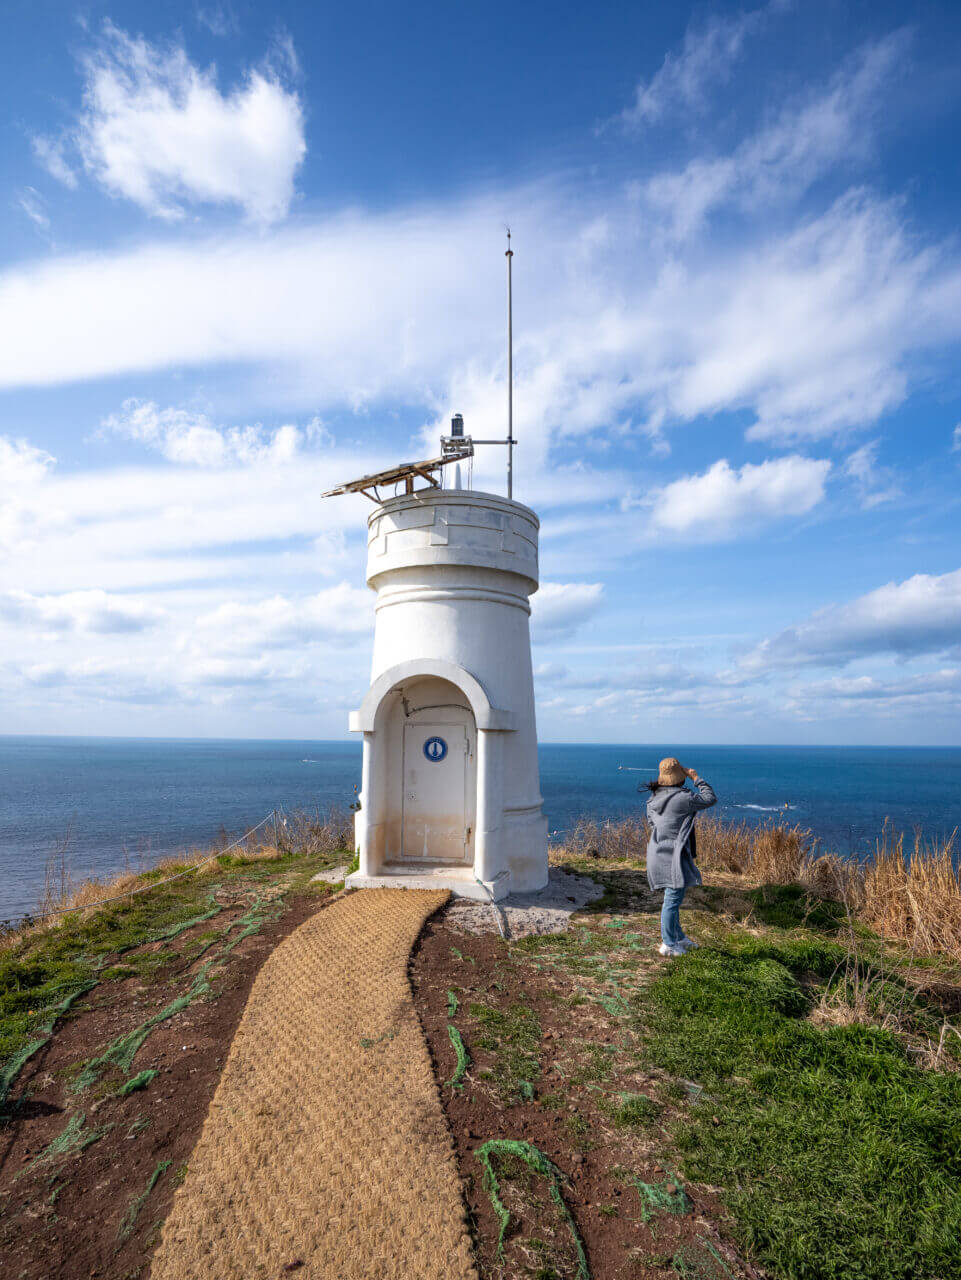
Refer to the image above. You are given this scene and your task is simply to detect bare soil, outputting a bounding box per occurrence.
[410,909,751,1280]
[0,886,331,1280]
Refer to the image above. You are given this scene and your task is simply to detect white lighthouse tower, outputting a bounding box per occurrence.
[324,241,548,900]
[341,477,548,900]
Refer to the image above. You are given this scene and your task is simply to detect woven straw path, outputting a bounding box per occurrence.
[151,888,477,1280]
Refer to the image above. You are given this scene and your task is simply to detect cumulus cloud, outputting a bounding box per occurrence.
[531,582,604,638]
[100,399,306,467]
[617,2,779,129]
[0,588,164,633]
[644,455,830,537]
[0,437,56,552]
[743,567,961,671]
[37,24,305,223]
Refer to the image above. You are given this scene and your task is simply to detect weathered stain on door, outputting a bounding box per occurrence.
[401,722,473,864]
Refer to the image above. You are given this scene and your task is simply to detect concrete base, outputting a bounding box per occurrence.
[345,863,511,902]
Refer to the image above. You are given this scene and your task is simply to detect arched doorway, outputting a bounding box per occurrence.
[379,675,477,866]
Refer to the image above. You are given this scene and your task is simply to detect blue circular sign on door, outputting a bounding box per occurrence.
[423,735,448,763]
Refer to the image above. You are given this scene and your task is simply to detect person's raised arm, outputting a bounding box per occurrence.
[684,766,716,810]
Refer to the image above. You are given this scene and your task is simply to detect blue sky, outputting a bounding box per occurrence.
[2,0,961,744]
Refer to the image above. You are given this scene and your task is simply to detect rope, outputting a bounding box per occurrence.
[31,811,278,922]
[473,872,507,940]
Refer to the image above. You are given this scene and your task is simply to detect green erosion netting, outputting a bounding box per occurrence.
[25,1110,113,1170]
[672,1239,735,1279]
[446,1024,469,1090]
[628,1172,691,1223]
[475,1138,590,1280]
[118,1159,171,1240]
[118,1068,158,1096]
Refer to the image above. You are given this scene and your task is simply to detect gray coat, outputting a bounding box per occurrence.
[645,779,717,891]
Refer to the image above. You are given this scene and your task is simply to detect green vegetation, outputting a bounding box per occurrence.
[607,1090,661,1128]
[0,831,350,1118]
[470,1000,540,1103]
[632,941,961,1280]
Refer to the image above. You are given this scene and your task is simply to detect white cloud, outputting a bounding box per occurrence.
[0,588,164,634]
[617,3,778,130]
[0,436,57,552]
[100,399,305,466]
[842,439,900,508]
[645,455,830,537]
[194,586,373,647]
[952,424,961,451]
[531,582,604,638]
[16,188,50,232]
[40,24,305,223]
[794,668,961,705]
[643,34,903,238]
[31,135,79,188]
[195,5,239,37]
[2,172,955,456]
[743,567,961,670]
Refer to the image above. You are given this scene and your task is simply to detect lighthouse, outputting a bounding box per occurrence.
[323,240,547,900]
[342,475,548,900]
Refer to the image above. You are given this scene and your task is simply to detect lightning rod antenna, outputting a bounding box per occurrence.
[506,227,514,500]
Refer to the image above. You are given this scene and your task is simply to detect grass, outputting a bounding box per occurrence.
[558,814,961,963]
[469,1000,541,1103]
[631,941,961,1280]
[0,811,352,1117]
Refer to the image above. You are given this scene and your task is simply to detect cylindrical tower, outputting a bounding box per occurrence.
[347,487,548,899]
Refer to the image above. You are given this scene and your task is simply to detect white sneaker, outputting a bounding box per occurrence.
[658,943,685,958]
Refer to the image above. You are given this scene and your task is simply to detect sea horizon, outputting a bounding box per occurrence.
[2,735,959,923]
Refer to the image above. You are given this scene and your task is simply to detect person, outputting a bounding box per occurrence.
[641,757,717,957]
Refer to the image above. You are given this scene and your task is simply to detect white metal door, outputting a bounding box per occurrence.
[402,723,470,863]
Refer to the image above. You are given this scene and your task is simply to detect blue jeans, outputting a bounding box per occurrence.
[661,886,687,948]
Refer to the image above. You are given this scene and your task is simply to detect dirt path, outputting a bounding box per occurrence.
[150,888,477,1280]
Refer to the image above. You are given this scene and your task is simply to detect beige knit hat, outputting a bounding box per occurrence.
[657,757,686,787]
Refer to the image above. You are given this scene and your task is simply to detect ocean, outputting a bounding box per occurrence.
[1,735,959,923]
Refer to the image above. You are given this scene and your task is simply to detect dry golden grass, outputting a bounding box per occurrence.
[557,814,961,963]
[858,826,961,960]
[8,807,355,945]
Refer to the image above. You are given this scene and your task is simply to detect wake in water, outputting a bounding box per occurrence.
[733,803,797,812]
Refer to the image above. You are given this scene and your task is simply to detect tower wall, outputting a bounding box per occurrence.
[347,488,548,898]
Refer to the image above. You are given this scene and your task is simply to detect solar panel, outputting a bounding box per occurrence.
[321,444,475,503]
